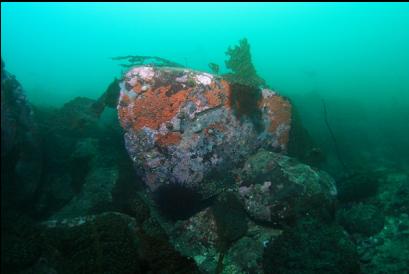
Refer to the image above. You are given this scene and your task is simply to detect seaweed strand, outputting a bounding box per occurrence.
[111,55,184,68]
[322,99,348,172]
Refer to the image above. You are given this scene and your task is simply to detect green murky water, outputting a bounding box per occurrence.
[2,2,408,171]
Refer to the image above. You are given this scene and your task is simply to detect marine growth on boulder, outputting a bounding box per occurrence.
[117,66,292,198]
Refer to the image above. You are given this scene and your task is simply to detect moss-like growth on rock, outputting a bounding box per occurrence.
[1,213,42,273]
[46,213,141,274]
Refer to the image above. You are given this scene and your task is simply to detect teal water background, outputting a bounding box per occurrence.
[2,2,409,169]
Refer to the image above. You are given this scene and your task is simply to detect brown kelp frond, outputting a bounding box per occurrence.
[223,38,266,88]
[111,55,184,68]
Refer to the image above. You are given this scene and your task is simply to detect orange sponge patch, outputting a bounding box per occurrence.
[127,85,192,130]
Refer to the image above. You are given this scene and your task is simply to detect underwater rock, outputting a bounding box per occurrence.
[226,224,282,273]
[337,203,385,237]
[237,149,337,225]
[1,213,42,273]
[40,211,198,274]
[49,138,119,220]
[263,217,361,274]
[31,96,141,219]
[54,96,102,138]
[41,212,142,274]
[43,129,140,221]
[32,100,133,218]
[377,172,409,215]
[212,192,248,250]
[31,105,103,218]
[1,59,42,206]
[117,66,292,197]
[170,208,220,273]
[349,171,409,273]
[162,206,281,273]
[336,171,379,203]
[358,213,409,274]
[92,78,121,117]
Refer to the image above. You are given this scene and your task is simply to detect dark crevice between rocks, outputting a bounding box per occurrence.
[212,192,248,274]
[153,184,214,221]
[111,159,149,223]
[135,227,199,274]
[336,171,380,204]
[145,168,237,230]
[2,145,43,218]
[165,83,186,96]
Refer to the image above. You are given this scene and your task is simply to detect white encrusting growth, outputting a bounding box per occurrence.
[127,66,155,81]
[194,73,213,85]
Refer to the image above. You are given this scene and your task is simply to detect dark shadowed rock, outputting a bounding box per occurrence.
[263,217,361,274]
[237,149,337,225]
[1,60,42,208]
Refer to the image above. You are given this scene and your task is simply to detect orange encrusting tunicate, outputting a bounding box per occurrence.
[119,76,234,148]
[205,79,231,108]
[127,85,192,131]
[260,95,292,146]
[118,67,292,151]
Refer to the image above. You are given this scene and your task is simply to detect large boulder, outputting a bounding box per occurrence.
[117,66,292,197]
[157,205,282,273]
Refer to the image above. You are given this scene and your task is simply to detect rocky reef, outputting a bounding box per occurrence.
[2,40,408,274]
[147,149,339,273]
[1,59,42,209]
[113,64,345,273]
[1,61,199,273]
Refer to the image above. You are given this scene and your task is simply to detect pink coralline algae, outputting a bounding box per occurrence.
[117,66,292,196]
